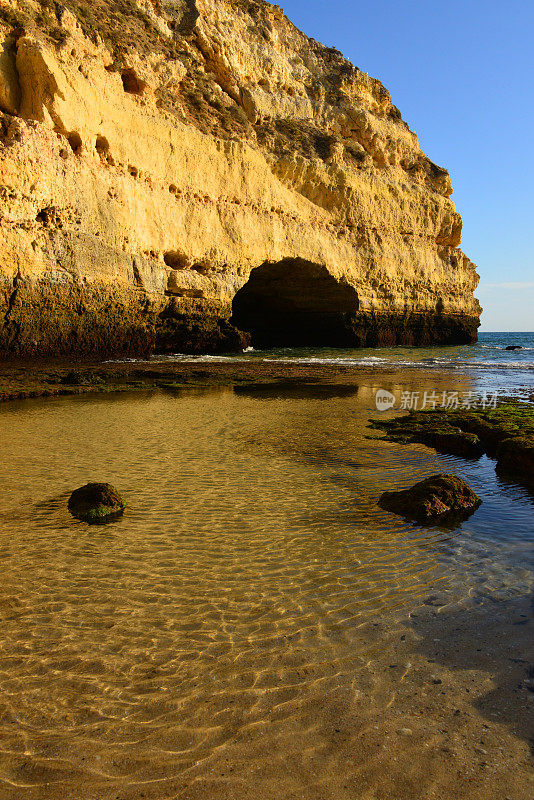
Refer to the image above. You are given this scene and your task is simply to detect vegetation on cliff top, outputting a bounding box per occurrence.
[0,0,400,161]
[1,0,170,54]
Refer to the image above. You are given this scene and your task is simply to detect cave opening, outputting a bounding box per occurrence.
[231,258,359,348]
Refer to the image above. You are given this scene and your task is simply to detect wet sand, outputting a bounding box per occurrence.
[0,356,433,402]
[0,577,532,800]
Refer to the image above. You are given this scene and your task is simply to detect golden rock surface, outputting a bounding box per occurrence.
[0,0,481,356]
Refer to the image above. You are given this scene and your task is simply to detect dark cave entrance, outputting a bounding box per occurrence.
[231,258,359,348]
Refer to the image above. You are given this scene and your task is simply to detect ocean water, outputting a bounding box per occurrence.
[140,331,534,392]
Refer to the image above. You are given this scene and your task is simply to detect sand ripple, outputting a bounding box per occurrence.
[0,384,532,799]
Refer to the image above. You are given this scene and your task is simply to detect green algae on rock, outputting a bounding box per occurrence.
[496,436,534,486]
[68,482,125,524]
[378,473,481,523]
[371,402,534,489]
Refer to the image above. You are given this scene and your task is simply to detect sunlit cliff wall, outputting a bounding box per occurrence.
[0,0,481,356]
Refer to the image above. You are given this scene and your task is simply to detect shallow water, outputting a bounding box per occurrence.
[0,378,532,798]
[125,332,534,392]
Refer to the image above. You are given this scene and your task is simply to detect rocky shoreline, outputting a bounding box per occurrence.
[371,402,534,490]
[0,356,393,402]
[0,355,532,403]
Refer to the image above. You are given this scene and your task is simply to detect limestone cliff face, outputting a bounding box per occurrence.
[0,0,481,357]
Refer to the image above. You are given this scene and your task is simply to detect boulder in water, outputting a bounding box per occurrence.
[496,437,534,487]
[426,429,484,458]
[378,473,481,522]
[505,345,523,350]
[68,483,124,523]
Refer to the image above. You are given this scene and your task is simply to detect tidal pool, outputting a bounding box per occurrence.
[0,380,532,799]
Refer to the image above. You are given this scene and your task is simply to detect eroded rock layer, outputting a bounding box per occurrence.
[0,0,481,357]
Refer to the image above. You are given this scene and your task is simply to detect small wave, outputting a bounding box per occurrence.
[463,360,534,370]
[107,354,534,371]
[477,344,534,351]
[258,356,534,371]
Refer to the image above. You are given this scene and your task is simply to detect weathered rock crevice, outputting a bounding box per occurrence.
[0,34,20,114]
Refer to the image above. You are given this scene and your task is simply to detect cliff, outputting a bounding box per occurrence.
[0,0,481,357]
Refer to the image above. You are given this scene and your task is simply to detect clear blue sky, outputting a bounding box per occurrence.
[281,0,533,331]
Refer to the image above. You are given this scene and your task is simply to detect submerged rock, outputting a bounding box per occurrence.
[68,483,124,524]
[378,473,481,522]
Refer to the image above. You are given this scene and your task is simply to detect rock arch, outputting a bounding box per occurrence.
[231,258,359,347]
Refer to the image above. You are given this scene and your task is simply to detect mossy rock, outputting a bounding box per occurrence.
[378,473,481,523]
[372,418,483,458]
[68,483,125,524]
[427,429,484,458]
[61,370,89,386]
[370,402,534,491]
[496,437,534,487]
